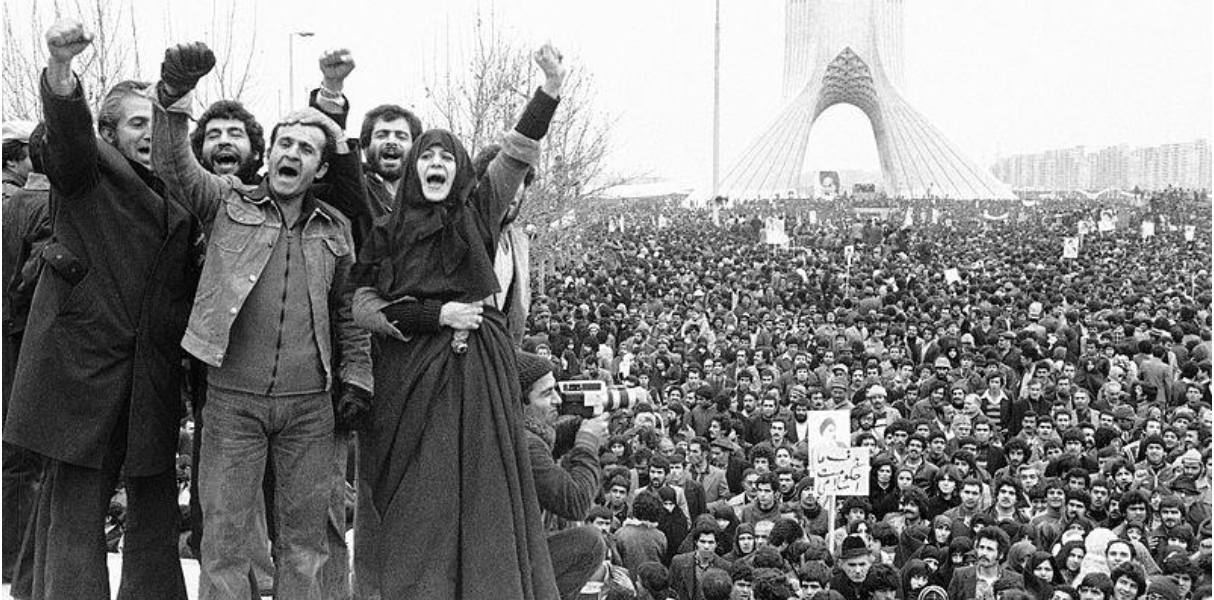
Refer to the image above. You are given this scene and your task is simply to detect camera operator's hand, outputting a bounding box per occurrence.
[578,412,610,447]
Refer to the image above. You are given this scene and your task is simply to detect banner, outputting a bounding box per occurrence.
[1077,221,1093,236]
[944,268,962,285]
[843,245,855,265]
[903,207,914,228]
[982,210,1010,221]
[931,208,941,225]
[1141,220,1155,239]
[806,410,851,448]
[819,171,841,198]
[1098,211,1116,232]
[657,215,669,229]
[808,210,818,225]
[1062,237,1080,259]
[764,217,789,247]
[1185,225,1196,242]
[810,446,871,496]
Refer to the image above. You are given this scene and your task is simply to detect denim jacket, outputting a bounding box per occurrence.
[150,93,372,394]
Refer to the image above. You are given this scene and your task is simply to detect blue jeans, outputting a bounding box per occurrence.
[198,388,334,600]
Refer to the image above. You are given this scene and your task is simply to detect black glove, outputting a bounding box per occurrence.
[161,42,216,93]
[335,386,372,432]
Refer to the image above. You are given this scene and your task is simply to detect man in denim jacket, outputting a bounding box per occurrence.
[149,42,372,600]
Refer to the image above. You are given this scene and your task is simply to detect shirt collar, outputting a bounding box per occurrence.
[246,180,335,225]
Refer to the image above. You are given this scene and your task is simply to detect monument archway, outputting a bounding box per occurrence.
[713,0,1015,200]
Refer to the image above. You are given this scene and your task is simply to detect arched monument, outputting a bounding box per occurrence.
[713,0,1015,201]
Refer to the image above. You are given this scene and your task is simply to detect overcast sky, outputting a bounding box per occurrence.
[5,0,1212,188]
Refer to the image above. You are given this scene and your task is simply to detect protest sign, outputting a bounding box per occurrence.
[1062,237,1080,259]
[810,446,871,496]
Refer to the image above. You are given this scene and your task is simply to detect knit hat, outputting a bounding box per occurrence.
[840,535,869,559]
[1146,576,1181,600]
[918,546,943,564]
[1171,475,1199,494]
[516,351,553,397]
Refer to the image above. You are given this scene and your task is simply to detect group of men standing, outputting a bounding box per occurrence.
[0,18,464,600]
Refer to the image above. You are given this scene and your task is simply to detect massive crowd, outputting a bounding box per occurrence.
[1,16,1211,600]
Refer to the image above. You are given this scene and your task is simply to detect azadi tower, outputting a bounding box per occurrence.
[716,0,1015,200]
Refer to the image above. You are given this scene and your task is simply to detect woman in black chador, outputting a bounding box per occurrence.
[351,45,566,600]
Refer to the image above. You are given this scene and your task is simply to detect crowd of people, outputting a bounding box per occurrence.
[1,15,1212,600]
[500,185,1212,599]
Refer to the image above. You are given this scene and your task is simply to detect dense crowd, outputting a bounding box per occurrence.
[505,189,1212,599]
[2,16,1211,600]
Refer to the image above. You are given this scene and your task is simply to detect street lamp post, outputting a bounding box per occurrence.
[288,31,315,109]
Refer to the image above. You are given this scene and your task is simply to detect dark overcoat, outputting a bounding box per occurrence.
[4,75,200,476]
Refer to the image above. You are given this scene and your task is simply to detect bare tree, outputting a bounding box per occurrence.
[3,0,262,122]
[4,0,139,119]
[167,0,262,108]
[421,10,635,295]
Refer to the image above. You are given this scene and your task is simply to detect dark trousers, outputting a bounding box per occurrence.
[28,455,185,600]
[548,526,608,600]
[8,455,42,600]
[3,331,41,583]
[3,442,40,580]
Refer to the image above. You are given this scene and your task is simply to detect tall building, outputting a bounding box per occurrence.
[992,139,1211,191]
[697,0,1015,202]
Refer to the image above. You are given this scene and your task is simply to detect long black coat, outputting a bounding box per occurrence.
[4,76,200,476]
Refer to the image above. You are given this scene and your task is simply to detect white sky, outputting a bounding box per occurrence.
[5,0,1212,187]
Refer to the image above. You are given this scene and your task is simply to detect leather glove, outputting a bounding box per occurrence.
[161,42,216,93]
[335,386,372,432]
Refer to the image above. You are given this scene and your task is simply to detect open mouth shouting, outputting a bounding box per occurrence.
[210,146,243,174]
[416,144,458,201]
[377,145,403,171]
[276,163,301,180]
[421,168,452,200]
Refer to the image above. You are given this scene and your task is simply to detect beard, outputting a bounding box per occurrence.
[204,147,260,183]
[369,145,405,181]
[523,415,556,450]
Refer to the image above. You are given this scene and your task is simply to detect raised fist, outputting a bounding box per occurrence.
[161,42,216,94]
[533,42,567,86]
[45,19,93,63]
[318,48,356,88]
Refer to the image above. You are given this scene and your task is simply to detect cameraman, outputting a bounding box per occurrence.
[517,351,611,600]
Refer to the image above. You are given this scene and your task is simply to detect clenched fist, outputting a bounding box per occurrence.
[45,19,93,63]
[161,42,216,95]
[318,48,355,91]
[533,41,567,97]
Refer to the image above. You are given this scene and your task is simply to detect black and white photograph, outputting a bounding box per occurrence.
[1,1,1211,599]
